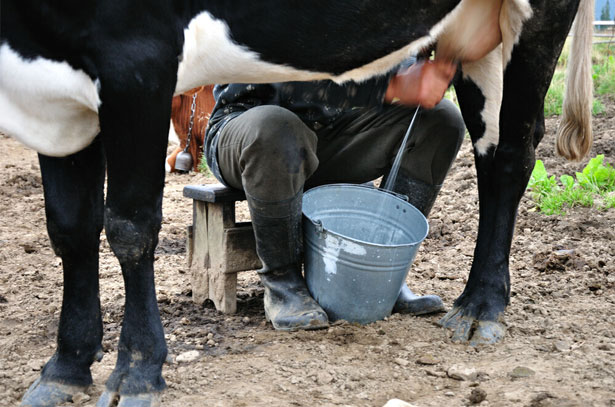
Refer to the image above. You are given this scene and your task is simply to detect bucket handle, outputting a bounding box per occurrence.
[354,182,409,202]
[380,189,409,202]
[312,219,327,239]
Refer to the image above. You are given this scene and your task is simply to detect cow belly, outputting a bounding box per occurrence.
[0,43,101,157]
[175,11,437,94]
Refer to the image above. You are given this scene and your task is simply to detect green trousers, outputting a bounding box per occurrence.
[215,100,465,202]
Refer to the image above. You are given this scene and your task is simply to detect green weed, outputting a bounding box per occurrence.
[593,54,615,96]
[527,155,615,215]
[198,155,212,176]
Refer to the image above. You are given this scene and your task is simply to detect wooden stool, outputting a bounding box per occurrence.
[183,184,261,314]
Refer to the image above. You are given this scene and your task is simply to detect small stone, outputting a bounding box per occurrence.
[27,360,43,371]
[447,365,478,381]
[395,358,409,367]
[21,243,37,254]
[207,333,214,339]
[382,399,419,407]
[207,339,215,346]
[468,388,487,405]
[72,392,91,405]
[317,371,334,384]
[176,350,200,363]
[529,392,555,406]
[509,366,535,379]
[444,391,455,397]
[425,369,446,378]
[242,317,250,323]
[553,340,571,352]
[417,354,440,365]
[180,317,190,325]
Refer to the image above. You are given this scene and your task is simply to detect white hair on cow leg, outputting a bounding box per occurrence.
[0,44,101,157]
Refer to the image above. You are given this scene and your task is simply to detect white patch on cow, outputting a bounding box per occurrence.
[176,11,442,93]
[462,47,504,155]
[176,12,330,94]
[449,0,532,155]
[332,37,434,84]
[0,43,101,157]
[500,0,533,66]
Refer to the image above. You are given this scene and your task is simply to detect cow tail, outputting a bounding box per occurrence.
[556,0,594,161]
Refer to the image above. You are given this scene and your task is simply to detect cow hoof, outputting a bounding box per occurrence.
[97,390,161,407]
[438,306,506,346]
[21,377,87,407]
[468,320,506,346]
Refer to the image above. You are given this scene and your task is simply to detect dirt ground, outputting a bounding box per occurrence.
[0,98,614,407]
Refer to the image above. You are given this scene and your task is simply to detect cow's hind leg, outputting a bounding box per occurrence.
[440,0,580,345]
[95,75,175,407]
[22,139,105,406]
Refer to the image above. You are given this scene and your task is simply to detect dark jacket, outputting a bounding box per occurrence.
[204,60,415,183]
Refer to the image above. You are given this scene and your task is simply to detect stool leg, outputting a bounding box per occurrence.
[208,272,238,314]
[190,202,210,305]
[189,200,239,313]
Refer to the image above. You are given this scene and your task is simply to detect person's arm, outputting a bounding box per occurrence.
[384,59,456,109]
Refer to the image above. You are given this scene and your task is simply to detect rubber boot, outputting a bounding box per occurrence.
[383,170,446,315]
[247,191,329,331]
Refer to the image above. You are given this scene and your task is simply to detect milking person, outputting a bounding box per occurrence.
[203,56,464,330]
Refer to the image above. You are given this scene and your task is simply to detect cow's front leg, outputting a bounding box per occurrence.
[95,76,175,407]
[22,140,105,406]
[438,138,532,345]
[439,0,578,344]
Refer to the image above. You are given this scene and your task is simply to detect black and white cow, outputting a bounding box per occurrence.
[0,0,593,406]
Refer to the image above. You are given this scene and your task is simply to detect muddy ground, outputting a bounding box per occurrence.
[0,98,613,407]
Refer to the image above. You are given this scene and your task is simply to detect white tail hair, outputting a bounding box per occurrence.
[556,0,594,161]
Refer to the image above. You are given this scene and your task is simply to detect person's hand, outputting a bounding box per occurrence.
[384,59,456,109]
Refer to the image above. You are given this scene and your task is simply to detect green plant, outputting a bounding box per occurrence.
[198,155,212,176]
[544,71,566,116]
[575,154,615,191]
[527,155,615,214]
[593,54,615,96]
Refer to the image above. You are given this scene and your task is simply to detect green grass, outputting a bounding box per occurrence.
[594,54,615,96]
[527,155,615,215]
[198,155,212,176]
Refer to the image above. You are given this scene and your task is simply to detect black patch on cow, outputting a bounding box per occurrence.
[454,75,487,146]
[202,1,460,75]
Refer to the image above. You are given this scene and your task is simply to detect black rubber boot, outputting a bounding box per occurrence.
[247,191,329,331]
[384,170,445,315]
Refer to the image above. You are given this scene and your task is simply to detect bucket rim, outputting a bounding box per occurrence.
[302,183,429,248]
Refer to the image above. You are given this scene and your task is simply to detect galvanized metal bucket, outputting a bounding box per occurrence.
[302,184,429,324]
